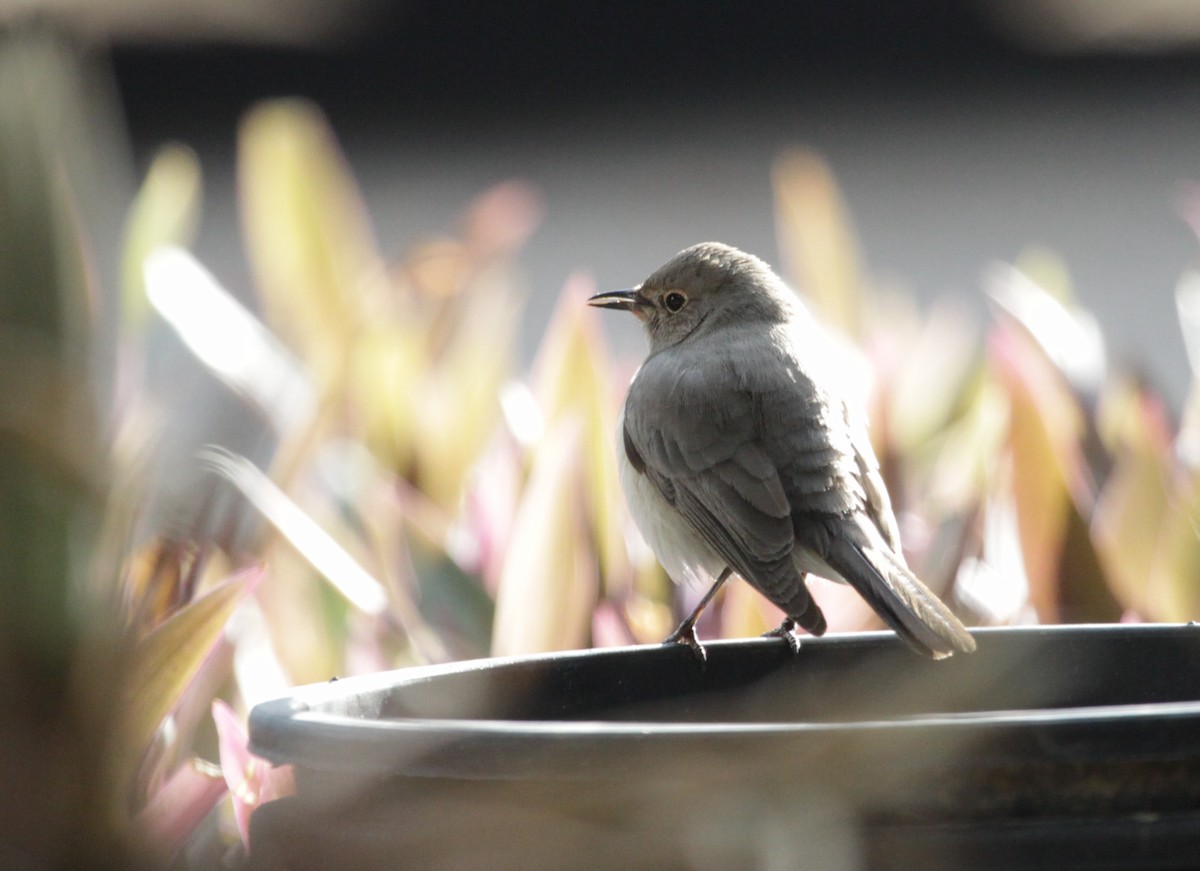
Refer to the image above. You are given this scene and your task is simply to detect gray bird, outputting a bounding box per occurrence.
[589,242,975,659]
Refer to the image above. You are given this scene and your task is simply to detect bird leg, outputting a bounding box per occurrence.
[762,618,803,654]
[663,567,733,661]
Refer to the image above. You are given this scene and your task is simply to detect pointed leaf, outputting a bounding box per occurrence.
[771,148,864,335]
[121,144,202,334]
[990,320,1087,622]
[239,99,384,388]
[459,180,543,261]
[145,247,316,434]
[404,236,472,299]
[350,319,429,475]
[213,700,294,847]
[407,534,495,657]
[1174,273,1200,467]
[925,379,1009,514]
[885,299,980,452]
[1148,473,1200,622]
[1093,384,1174,615]
[465,429,524,591]
[985,260,1106,399]
[212,700,255,844]
[1056,495,1122,623]
[1178,378,1200,470]
[120,536,189,637]
[492,417,597,655]
[531,274,629,592]
[201,448,388,616]
[955,493,1031,625]
[1178,271,1200,377]
[409,269,520,509]
[112,567,262,816]
[133,757,226,862]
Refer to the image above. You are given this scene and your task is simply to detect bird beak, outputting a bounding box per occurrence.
[587,287,647,315]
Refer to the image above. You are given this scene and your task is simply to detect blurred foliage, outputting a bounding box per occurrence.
[5,28,1200,869]
[0,28,131,871]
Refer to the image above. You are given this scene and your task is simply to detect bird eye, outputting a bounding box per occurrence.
[664,291,687,312]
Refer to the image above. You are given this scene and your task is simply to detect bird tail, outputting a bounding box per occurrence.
[826,517,976,659]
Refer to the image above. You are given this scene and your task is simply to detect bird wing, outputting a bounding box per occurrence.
[763,370,976,657]
[623,354,800,601]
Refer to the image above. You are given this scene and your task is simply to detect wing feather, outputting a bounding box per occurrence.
[624,357,797,596]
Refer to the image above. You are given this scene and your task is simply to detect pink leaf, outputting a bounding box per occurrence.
[134,757,227,862]
[212,700,294,847]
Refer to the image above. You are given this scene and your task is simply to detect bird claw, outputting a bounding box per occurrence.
[762,618,803,654]
[663,622,708,663]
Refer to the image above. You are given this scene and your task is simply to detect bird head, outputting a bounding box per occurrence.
[588,242,795,353]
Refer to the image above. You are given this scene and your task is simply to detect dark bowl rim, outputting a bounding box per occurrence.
[249,623,1200,775]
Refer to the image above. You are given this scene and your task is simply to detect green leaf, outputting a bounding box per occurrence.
[408,265,520,509]
[113,567,261,814]
[0,29,108,697]
[492,417,597,655]
[530,274,630,594]
[1057,496,1122,623]
[408,534,494,658]
[1148,473,1200,621]
[771,149,864,336]
[991,320,1086,621]
[1092,383,1173,616]
[238,99,383,390]
[885,299,980,453]
[121,144,202,335]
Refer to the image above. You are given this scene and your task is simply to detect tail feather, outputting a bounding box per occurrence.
[783,592,827,637]
[825,518,975,659]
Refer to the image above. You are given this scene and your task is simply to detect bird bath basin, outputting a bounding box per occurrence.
[247,624,1200,869]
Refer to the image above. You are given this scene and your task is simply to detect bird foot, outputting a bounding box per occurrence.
[762,618,803,654]
[663,621,708,663]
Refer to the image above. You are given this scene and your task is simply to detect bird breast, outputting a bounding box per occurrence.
[615,403,726,588]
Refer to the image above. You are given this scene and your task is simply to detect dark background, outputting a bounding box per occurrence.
[110,1,1200,407]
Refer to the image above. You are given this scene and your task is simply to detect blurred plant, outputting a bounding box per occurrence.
[0,28,114,871]
[7,30,1200,866]
[0,26,234,871]
[136,121,1200,735]
[772,149,1199,632]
